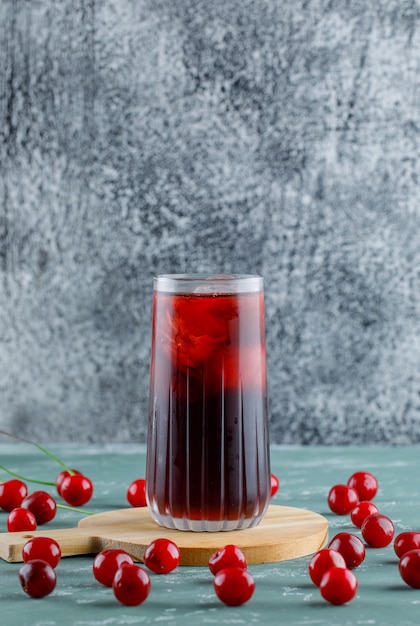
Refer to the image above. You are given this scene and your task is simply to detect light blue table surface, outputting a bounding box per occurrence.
[0,443,419,626]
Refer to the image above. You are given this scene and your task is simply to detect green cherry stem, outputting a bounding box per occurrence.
[0,464,55,486]
[33,443,75,473]
[57,503,95,515]
[0,429,75,473]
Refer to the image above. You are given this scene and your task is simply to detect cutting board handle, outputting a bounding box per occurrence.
[0,527,101,563]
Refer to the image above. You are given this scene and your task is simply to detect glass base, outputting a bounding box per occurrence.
[147,505,268,532]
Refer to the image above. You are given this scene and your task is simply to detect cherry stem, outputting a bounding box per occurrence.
[34,443,75,473]
[0,464,55,486]
[57,503,95,515]
[0,430,75,474]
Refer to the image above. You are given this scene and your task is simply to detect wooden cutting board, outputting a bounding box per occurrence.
[0,505,328,565]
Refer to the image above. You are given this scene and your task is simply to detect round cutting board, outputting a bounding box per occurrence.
[0,505,328,565]
[78,504,328,565]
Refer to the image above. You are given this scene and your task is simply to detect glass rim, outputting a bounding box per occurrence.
[154,274,263,294]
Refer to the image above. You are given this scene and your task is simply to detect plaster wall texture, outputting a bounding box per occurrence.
[1,0,419,443]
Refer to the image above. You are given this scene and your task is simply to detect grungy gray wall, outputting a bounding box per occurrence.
[1,0,419,443]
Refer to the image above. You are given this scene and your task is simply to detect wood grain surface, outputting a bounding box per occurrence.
[0,505,328,565]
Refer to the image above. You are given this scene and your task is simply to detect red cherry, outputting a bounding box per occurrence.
[213,567,256,606]
[22,537,61,569]
[327,484,359,515]
[270,473,280,497]
[399,549,420,588]
[93,549,134,587]
[21,491,57,525]
[127,479,147,507]
[308,548,347,586]
[55,469,83,497]
[350,500,379,528]
[0,479,28,512]
[112,564,151,606]
[328,532,366,569]
[208,544,247,576]
[19,559,57,598]
[7,507,37,532]
[394,532,420,559]
[60,474,93,506]
[361,513,394,548]
[347,471,378,501]
[319,567,358,605]
[143,538,180,574]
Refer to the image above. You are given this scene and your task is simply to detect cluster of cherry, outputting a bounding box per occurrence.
[0,432,98,533]
[308,470,420,604]
[17,535,180,604]
[0,471,94,532]
[17,534,256,606]
[0,439,148,533]
[92,541,256,606]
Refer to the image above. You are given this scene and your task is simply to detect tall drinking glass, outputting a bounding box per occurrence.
[145,274,270,531]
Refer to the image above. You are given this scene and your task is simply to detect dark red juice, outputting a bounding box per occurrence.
[146,277,270,531]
